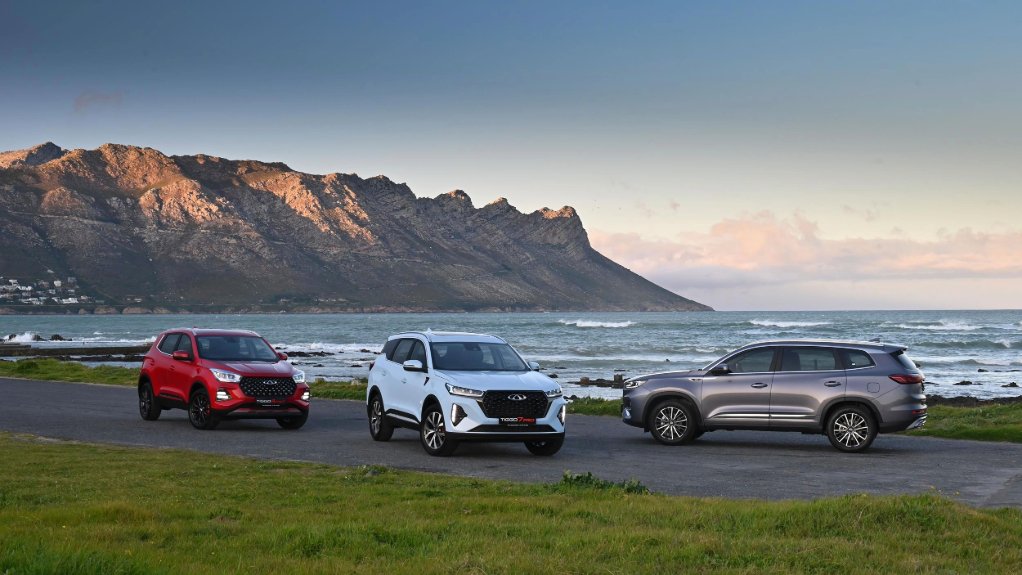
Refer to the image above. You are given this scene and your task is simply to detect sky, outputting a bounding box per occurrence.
[2,0,1020,310]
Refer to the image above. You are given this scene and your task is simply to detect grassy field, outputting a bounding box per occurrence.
[908,403,1022,442]
[4,359,1022,440]
[1,433,1020,574]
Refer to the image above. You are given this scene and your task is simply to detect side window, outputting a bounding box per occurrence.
[728,348,776,373]
[408,341,427,366]
[382,339,399,360]
[843,349,876,369]
[175,335,194,356]
[391,339,415,364]
[780,348,839,372]
[158,333,181,354]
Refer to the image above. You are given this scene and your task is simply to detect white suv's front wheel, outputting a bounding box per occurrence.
[420,403,458,456]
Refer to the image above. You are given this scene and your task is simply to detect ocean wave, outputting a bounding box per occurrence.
[748,320,832,328]
[557,319,636,328]
[892,319,982,331]
[273,342,383,355]
[917,339,1017,350]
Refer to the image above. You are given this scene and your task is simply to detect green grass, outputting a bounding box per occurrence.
[309,379,368,400]
[566,395,621,416]
[0,358,138,386]
[908,403,1022,442]
[0,433,1020,574]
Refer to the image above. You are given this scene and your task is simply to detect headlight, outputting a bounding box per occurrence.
[624,379,647,390]
[545,386,563,398]
[292,370,306,383]
[210,368,241,383]
[445,383,484,398]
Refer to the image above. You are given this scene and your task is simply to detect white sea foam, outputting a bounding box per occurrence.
[5,332,39,343]
[274,342,383,355]
[749,320,832,328]
[557,319,636,328]
[894,320,981,331]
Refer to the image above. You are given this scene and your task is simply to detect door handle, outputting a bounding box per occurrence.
[750,382,768,389]
[824,381,842,387]
[401,378,407,384]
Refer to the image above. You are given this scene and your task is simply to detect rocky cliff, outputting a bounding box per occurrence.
[0,142,711,312]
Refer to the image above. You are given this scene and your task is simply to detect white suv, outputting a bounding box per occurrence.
[366,331,567,456]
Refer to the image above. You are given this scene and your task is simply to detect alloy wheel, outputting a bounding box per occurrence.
[654,406,688,441]
[832,412,869,448]
[423,410,445,450]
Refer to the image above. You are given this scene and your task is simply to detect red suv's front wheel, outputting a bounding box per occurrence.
[188,388,220,430]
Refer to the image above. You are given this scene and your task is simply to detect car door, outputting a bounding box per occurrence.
[150,333,181,401]
[700,346,777,429]
[169,333,198,399]
[769,346,846,429]
[400,339,429,416]
[383,338,416,418]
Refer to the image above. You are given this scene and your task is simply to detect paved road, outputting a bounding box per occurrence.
[3,377,1021,508]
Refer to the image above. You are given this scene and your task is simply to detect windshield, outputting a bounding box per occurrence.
[430,342,528,371]
[197,335,279,363]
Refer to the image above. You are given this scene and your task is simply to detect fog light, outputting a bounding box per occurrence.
[215,389,231,402]
[301,390,310,401]
[451,404,467,426]
[622,407,631,420]
[558,404,566,424]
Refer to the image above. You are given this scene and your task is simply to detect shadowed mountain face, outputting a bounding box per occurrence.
[0,142,711,312]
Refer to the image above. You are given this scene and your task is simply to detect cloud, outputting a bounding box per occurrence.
[590,211,1022,296]
[73,90,124,113]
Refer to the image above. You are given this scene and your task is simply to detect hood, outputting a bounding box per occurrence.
[434,369,559,391]
[208,360,297,378]
[631,369,705,382]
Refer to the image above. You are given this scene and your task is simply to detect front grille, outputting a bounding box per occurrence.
[239,377,296,399]
[480,390,549,419]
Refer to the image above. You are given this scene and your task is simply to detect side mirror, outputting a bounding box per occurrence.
[277,352,289,361]
[171,350,192,361]
[402,359,425,372]
[528,361,540,371]
[708,365,730,376]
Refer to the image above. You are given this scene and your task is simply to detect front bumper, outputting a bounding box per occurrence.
[212,387,309,420]
[443,395,567,441]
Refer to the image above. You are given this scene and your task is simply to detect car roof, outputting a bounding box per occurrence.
[388,330,507,344]
[734,339,907,353]
[162,328,262,337]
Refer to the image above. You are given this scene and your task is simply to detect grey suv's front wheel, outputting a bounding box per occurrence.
[648,399,698,445]
[420,403,458,456]
[826,405,877,452]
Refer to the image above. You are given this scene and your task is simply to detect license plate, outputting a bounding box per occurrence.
[256,399,281,407]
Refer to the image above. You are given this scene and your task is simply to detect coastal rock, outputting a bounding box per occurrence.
[978,368,989,373]
[0,142,712,312]
[954,380,975,386]
[1004,382,1019,388]
[49,334,69,341]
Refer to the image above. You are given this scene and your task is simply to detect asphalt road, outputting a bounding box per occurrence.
[3,377,1021,508]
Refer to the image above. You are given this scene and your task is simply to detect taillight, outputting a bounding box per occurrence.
[889,374,924,384]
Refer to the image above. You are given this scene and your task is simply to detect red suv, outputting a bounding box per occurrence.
[138,328,310,430]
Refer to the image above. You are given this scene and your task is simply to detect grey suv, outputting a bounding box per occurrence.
[621,340,927,452]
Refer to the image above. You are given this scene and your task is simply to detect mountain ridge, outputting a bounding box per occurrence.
[0,142,712,313]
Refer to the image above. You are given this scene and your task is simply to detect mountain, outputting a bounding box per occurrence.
[0,142,711,313]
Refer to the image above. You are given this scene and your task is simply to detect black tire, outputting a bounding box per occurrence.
[368,393,394,441]
[188,387,220,430]
[647,399,698,446]
[276,413,308,430]
[524,435,564,456]
[420,403,458,456]
[826,405,877,453]
[138,381,161,421]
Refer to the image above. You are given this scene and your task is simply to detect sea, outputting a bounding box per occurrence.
[3,310,1021,400]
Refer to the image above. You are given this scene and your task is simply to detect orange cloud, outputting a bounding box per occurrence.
[590,211,1022,295]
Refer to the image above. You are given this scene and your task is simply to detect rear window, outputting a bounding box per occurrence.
[892,350,918,371]
[842,349,876,369]
[780,348,839,372]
